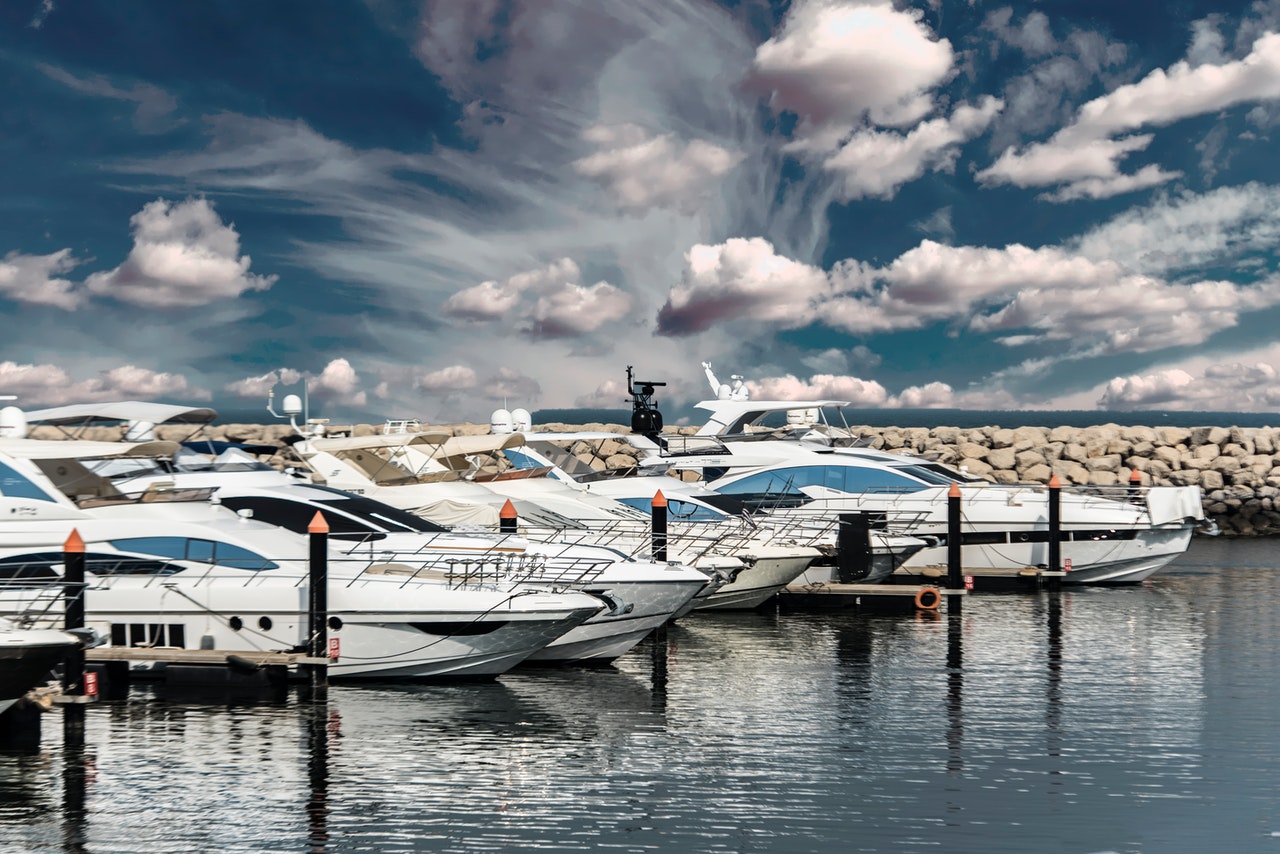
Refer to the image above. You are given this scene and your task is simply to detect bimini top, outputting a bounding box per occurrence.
[24,401,218,426]
[0,438,182,459]
[692,398,851,437]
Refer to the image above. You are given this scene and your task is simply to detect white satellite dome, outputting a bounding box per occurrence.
[0,406,26,439]
[511,407,532,432]
[786,408,819,427]
[490,408,514,434]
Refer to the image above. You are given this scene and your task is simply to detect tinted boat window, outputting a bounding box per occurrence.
[0,551,183,577]
[109,537,278,570]
[0,460,56,502]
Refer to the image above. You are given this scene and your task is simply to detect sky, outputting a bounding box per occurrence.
[5,0,1280,422]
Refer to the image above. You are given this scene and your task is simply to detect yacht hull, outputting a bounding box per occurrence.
[524,575,707,663]
[897,525,1194,583]
[693,549,819,610]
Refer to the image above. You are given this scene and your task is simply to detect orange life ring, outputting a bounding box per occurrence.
[914,586,941,611]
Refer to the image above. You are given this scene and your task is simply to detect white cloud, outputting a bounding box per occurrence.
[28,0,53,29]
[822,97,1003,200]
[752,0,954,151]
[311,359,359,395]
[747,373,890,406]
[657,237,835,335]
[573,124,745,215]
[37,63,180,133]
[0,248,83,309]
[525,280,632,338]
[442,258,632,339]
[978,31,1280,200]
[891,381,954,408]
[574,378,630,409]
[226,361,365,407]
[659,234,1280,363]
[441,278,526,322]
[84,197,277,308]
[415,365,478,392]
[1069,182,1280,276]
[225,371,283,399]
[485,367,541,403]
[1094,363,1280,410]
[0,361,208,406]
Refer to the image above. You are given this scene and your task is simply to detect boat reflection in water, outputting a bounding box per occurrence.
[0,554,1243,854]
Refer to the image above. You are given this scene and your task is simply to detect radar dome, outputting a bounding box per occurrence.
[490,408,514,434]
[0,406,26,438]
[511,408,532,432]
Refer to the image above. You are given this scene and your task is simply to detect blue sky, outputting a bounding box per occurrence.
[5,0,1280,422]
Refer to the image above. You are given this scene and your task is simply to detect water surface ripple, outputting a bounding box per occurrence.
[1,537,1277,853]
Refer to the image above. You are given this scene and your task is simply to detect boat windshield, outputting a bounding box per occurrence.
[894,462,986,485]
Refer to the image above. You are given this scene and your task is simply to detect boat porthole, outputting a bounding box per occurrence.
[258,616,273,630]
[229,616,243,631]
[1017,532,1029,542]
[328,616,343,631]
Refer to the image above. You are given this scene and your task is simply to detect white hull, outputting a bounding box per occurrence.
[2,580,603,680]
[694,550,818,610]
[767,484,1201,584]
[525,575,707,663]
[898,525,1195,583]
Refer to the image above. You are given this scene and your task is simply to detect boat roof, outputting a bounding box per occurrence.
[692,398,851,436]
[0,438,181,459]
[24,401,218,426]
[308,431,452,452]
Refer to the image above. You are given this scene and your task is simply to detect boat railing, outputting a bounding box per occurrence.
[0,578,84,627]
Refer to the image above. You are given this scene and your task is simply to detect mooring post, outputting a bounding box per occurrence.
[308,511,329,689]
[836,512,872,583]
[63,529,86,699]
[499,499,518,535]
[1047,474,1062,591]
[1127,468,1142,505]
[947,482,963,587]
[651,490,668,562]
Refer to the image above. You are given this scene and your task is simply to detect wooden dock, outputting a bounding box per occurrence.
[87,648,329,667]
[891,566,1069,591]
[778,582,964,612]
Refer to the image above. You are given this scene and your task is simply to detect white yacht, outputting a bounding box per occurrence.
[23,402,710,664]
[608,367,1210,584]
[0,618,90,713]
[286,430,814,611]
[0,435,606,679]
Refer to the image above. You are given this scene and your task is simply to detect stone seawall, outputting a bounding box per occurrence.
[48,420,1280,536]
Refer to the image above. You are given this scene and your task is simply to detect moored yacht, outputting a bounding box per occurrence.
[0,436,606,679]
[654,367,1209,583]
[19,402,709,665]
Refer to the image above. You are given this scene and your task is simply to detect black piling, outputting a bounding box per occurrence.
[651,491,668,562]
[947,483,963,614]
[836,513,873,583]
[307,512,329,690]
[499,499,518,535]
[62,531,87,724]
[1047,475,1062,591]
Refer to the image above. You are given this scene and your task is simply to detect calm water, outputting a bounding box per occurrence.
[2,536,1278,853]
